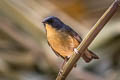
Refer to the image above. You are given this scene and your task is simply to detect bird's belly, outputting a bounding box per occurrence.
[47,33,79,57]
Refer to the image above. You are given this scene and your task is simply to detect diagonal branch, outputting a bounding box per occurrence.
[56,0,120,80]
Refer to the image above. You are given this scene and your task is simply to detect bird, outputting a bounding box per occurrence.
[42,16,99,67]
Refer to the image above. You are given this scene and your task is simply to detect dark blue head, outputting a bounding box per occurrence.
[42,16,64,29]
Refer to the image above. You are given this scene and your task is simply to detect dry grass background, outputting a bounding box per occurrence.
[0,0,120,80]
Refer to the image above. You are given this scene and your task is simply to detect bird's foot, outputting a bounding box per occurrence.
[74,48,79,54]
[58,69,63,76]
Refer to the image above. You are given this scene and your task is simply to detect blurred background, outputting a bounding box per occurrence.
[0,0,120,80]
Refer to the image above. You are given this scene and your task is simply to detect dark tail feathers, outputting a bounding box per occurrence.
[82,49,99,63]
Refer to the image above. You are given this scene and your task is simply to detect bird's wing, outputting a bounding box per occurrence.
[64,25,82,43]
[47,40,65,59]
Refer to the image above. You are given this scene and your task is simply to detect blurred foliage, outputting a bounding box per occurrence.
[0,0,120,80]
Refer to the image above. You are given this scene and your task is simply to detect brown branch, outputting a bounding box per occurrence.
[56,0,120,80]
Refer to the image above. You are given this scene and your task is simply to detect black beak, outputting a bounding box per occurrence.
[42,20,46,27]
[42,17,48,24]
[42,21,46,27]
[42,20,45,24]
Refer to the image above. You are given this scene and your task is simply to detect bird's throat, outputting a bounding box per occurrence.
[45,24,58,37]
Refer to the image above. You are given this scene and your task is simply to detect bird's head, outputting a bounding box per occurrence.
[42,16,64,29]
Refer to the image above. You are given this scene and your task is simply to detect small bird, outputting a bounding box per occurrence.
[42,16,99,67]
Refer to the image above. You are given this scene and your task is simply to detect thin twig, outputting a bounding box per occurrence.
[56,0,120,80]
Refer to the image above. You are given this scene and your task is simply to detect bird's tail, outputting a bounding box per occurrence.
[82,49,99,63]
